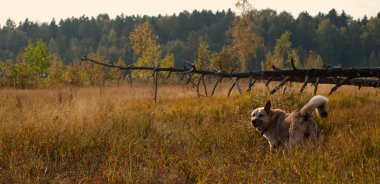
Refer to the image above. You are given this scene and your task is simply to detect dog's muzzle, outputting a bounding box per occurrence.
[252,119,267,136]
[251,119,261,128]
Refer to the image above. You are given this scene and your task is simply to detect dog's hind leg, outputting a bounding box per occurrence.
[288,129,304,150]
[306,119,318,146]
[310,131,317,145]
[309,125,318,146]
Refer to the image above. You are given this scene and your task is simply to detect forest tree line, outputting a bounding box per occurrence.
[0,7,380,88]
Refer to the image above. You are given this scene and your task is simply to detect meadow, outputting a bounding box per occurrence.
[0,82,379,183]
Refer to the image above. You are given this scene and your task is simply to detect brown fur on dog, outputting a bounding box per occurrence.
[250,95,329,151]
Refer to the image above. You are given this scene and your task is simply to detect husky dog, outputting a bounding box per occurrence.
[250,95,329,151]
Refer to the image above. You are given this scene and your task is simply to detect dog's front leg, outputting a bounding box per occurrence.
[288,135,298,150]
[268,141,274,153]
[269,140,281,153]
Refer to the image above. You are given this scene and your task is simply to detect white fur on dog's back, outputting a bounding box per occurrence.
[300,95,329,117]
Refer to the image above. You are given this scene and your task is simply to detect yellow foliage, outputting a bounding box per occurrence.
[261,51,283,70]
[160,54,174,68]
[194,38,210,69]
[231,15,262,71]
[210,46,236,71]
[129,21,165,78]
[304,52,324,68]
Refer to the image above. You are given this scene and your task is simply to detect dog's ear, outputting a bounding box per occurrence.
[264,100,271,112]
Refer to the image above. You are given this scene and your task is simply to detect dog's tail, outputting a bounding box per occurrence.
[300,95,329,118]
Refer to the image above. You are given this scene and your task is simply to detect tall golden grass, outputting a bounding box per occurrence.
[0,82,379,183]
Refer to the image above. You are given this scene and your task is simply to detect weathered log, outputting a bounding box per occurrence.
[153,71,158,101]
[235,78,242,95]
[270,76,291,94]
[166,71,173,79]
[247,77,256,92]
[300,76,309,93]
[329,77,351,95]
[211,76,222,96]
[81,57,380,98]
[202,75,208,96]
[227,80,236,97]
[265,77,274,90]
[196,74,206,97]
[82,57,380,79]
[314,77,320,95]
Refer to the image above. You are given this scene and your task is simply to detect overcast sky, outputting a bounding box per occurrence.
[1,0,379,25]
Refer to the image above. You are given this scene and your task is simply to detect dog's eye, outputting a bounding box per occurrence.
[259,114,264,117]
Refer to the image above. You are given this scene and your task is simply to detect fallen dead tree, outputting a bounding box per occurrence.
[81,56,380,100]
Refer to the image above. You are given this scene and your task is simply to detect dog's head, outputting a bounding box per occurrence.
[251,100,272,134]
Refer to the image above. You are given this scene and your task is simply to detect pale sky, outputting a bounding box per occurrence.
[1,0,379,26]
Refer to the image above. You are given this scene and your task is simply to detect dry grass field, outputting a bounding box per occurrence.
[0,82,379,183]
